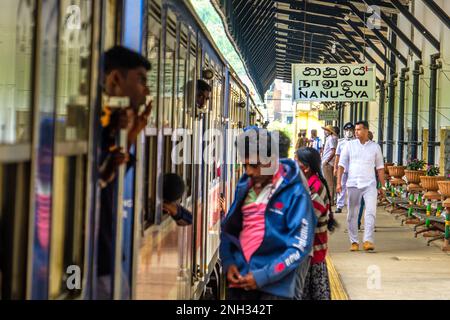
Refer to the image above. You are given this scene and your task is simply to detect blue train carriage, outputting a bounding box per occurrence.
[0,0,255,300]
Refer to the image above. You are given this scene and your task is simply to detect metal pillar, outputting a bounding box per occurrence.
[428,53,442,165]
[411,60,422,160]
[386,77,397,163]
[378,81,386,150]
[386,16,397,163]
[397,67,409,165]
[360,103,363,121]
[364,102,369,121]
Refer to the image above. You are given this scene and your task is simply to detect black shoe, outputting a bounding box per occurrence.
[335,208,342,213]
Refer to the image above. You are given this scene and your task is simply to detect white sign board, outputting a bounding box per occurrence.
[292,64,376,102]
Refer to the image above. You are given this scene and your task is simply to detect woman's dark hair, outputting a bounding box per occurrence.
[296,147,338,232]
[163,173,185,202]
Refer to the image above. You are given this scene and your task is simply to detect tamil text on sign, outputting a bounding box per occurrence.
[292,64,376,102]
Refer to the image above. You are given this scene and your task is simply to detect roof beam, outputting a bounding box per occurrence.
[339,20,396,69]
[390,0,440,51]
[343,1,410,64]
[420,0,450,30]
[334,31,386,75]
[361,0,423,57]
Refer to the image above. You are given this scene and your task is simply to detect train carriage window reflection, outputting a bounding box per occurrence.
[183,38,197,198]
[0,0,35,145]
[0,0,35,300]
[49,0,93,300]
[163,13,176,129]
[143,5,161,228]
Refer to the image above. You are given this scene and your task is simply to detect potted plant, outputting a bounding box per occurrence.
[419,165,446,200]
[388,163,406,186]
[404,159,426,191]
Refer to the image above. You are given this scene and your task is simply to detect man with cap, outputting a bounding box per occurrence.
[334,122,355,213]
[321,125,338,206]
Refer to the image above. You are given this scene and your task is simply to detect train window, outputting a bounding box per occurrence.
[163,12,176,129]
[147,4,161,129]
[176,27,188,130]
[0,0,35,145]
[144,1,162,228]
[183,35,197,198]
[49,0,93,300]
[0,0,35,300]
[174,26,188,179]
[104,0,118,50]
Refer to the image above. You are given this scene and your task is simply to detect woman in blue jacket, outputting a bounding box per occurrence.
[220,128,317,300]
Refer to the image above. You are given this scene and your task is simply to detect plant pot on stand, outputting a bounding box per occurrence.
[438,181,450,252]
[388,166,406,188]
[385,163,394,187]
[420,176,446,201]
[405,170,426,193]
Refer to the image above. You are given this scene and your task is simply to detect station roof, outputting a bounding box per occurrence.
[213,0,442,97]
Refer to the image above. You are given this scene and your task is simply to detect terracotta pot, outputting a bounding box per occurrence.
[420,176,446,200]
[438,180,450,210]
[384,163,394,174]
[388,166,405,178]
[405,170,426,184]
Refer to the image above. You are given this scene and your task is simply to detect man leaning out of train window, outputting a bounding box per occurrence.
[96,46,152,300]
[162,173,226,226]
[220,127,317,300]
[99,46,152,186]
[162,173,192,226]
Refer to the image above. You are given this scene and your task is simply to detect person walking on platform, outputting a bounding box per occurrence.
[334,122,356,213]
[309,129,322,153]
[220,127,316,300]
[294,147,338,300]
[321,126,338,206]
[295,131,308,150]
[337,121,385,252]
[357,131,377,231]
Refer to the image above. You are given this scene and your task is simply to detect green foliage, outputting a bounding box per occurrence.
[406,159,425,171]
[426,165,440,177]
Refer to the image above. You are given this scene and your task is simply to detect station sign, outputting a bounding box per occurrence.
[318,110,339,121]
[292,64,376,102]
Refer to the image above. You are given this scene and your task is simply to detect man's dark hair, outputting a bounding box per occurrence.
[104,45,151,75]
[278,131,291,159]
[163,173,185,202]
[333,126,340,138]
[355,121,369,129]
[197,79,212,93]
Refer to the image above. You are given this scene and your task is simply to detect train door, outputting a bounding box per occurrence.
[22,0,100,300]
[0,0,36,300]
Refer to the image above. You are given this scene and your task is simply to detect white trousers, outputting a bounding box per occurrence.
[347,185,377,244]
[336,172,348,209]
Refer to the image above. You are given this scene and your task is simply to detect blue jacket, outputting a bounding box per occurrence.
[220,159,317,298]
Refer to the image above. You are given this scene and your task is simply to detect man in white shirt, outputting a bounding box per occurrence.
[334,122,355,213]
[337,121,385,251]
[321,125,338,206]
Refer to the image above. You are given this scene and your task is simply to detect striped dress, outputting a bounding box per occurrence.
[308,174,330,264]
[301,174,331,300]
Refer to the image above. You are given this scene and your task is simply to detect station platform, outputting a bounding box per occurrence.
[328,206,450,300]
